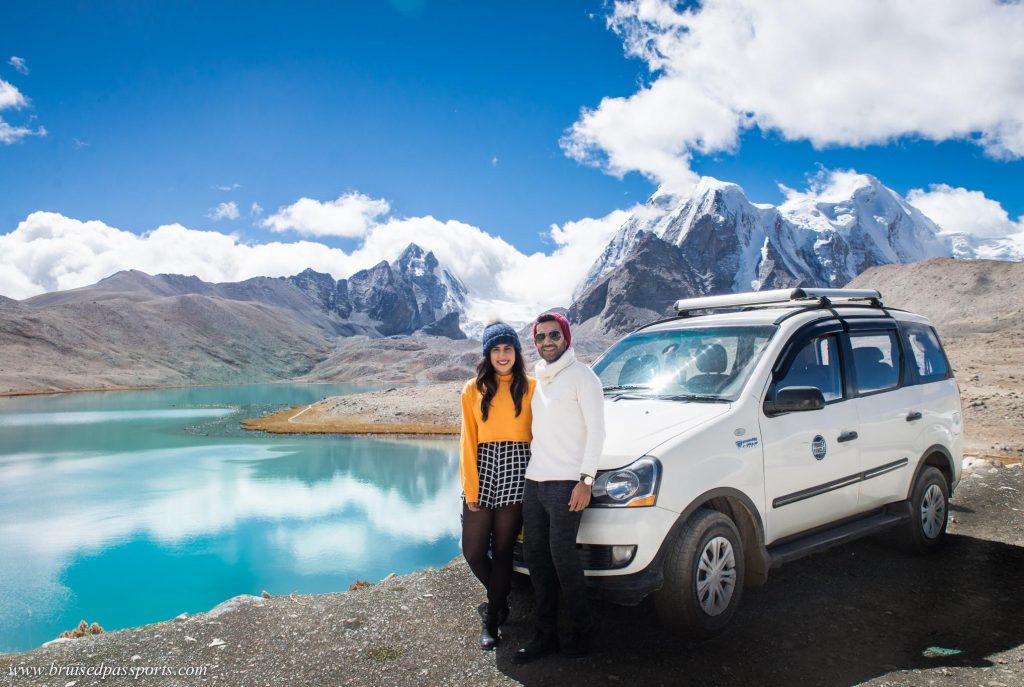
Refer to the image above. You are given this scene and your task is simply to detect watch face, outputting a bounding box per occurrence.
[582,476,594,486]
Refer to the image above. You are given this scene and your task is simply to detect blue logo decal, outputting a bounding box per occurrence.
[735,437,759,450]
[811,435,827,461]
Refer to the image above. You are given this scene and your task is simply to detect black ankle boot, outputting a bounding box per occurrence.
[478,601,511,626]
[510,631,559,664]
[561,619,599,658]
[479,611,500,650]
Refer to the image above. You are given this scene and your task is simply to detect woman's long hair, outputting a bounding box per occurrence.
[475,350,528,422]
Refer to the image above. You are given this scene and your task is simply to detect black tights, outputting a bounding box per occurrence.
[462,502,523,614]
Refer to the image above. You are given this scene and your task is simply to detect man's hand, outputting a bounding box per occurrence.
[466,501,480,512]
[568,482,591,512]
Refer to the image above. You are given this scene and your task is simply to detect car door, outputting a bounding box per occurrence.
[846,324,921,510]
[760,329,861,543]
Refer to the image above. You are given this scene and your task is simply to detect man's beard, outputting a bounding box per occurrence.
[540,347,564,363]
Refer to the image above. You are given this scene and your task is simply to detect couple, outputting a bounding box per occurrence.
[459,312,605,662]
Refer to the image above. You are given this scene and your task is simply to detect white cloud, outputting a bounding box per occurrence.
[565,0,1024,189]
[907,184,1023,239]
[261,192,391,238]
[0,78,46,145]
[8,56,28,75]
[207,201,240,221]
[350,214,521,292]
[508,209,636,310]
[0,212,359,299]
[0,193,632,318]
[213,183,241,191]
[249,202,264,217]
[0,120,46,145]
[0,79,27,110]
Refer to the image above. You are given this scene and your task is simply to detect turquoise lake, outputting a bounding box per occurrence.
[0,384,462,653]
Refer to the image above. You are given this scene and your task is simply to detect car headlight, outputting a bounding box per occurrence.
[591,457,661,508]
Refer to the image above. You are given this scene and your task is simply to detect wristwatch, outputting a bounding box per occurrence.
[580,474,594,486]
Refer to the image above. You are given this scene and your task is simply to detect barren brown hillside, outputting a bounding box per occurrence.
[851,258,1024,458]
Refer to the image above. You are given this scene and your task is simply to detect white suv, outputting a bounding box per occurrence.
[515,288,963,637]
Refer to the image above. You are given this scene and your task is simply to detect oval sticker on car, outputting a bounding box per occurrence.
[811,435,827,461]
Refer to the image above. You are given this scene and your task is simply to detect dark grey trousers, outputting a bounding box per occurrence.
[522,479,592,635]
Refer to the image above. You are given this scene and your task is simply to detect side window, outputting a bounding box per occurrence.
[777,335,843,402]
[903,324,950,384]
[850,331,901,394]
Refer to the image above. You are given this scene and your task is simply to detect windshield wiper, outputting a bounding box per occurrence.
[658,394,729,403]
[602,384,651,393]
[602,384,651,400]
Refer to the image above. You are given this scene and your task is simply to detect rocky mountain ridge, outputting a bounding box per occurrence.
[25,243,468,339]
[0,243,469,393]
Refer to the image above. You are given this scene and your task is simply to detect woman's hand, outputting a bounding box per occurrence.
[466,501,481,512]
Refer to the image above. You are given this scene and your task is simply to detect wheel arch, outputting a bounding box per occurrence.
[908,444,955,498]
[668,487,771,587]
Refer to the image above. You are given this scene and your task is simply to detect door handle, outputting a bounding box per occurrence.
[906,411,922,422]
[837,430,859,443]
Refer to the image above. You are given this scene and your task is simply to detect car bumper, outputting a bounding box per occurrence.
[513,504,679,604]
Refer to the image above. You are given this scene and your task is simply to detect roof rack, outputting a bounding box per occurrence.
[673,288,883,317]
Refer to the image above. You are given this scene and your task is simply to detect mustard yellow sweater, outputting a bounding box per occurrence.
[460,373,536,503]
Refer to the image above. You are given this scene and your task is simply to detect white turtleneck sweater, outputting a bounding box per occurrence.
[526,347,606,482]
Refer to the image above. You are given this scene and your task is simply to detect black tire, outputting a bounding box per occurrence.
[905,466,949,554]
[655,509,745,639]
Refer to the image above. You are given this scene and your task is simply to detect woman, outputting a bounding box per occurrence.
[460,321,535,650]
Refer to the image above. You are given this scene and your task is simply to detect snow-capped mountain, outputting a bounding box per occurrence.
[570,173,1022,335]
[777,173,950,286]
[945,231,1024,262]
[393,243,468,326]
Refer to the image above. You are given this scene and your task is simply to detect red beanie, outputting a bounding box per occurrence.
[533,311,571,348]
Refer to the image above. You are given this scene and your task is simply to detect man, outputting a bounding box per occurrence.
[512,311,605,663]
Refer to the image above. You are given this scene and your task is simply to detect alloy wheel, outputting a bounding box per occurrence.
[920,483,946,539]
[696,536,737,616]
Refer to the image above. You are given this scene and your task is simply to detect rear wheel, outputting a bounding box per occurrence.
[655,509,745,638]
[905,466,949,553]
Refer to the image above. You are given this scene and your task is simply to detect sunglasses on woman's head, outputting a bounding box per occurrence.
[534,331,562,343]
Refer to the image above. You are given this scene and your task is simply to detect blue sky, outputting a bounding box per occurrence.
[1,1,651,248]
[1,0,1022,308]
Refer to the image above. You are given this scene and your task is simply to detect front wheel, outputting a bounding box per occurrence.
[655,509,745,639]
[905,466,949,554]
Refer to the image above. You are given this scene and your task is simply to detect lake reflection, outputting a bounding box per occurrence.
[0,385,461,653]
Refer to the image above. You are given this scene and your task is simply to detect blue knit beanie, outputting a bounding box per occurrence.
[481,322,522,357]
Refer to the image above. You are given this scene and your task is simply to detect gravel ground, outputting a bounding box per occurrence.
[1,458,1021,687]
[945,334,1024,460]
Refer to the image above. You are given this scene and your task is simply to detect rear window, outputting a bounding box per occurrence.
[902,324,951,384]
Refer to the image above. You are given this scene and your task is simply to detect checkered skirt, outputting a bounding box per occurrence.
[473,441,530,508]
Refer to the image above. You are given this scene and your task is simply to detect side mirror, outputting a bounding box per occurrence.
[764,386,826,416]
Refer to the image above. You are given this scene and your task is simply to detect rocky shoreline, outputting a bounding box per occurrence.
[241,382,462,435]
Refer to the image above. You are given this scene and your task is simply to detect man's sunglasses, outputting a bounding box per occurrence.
[534,331,562,343]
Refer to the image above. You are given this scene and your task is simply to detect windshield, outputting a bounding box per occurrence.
[592,325,776,401]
